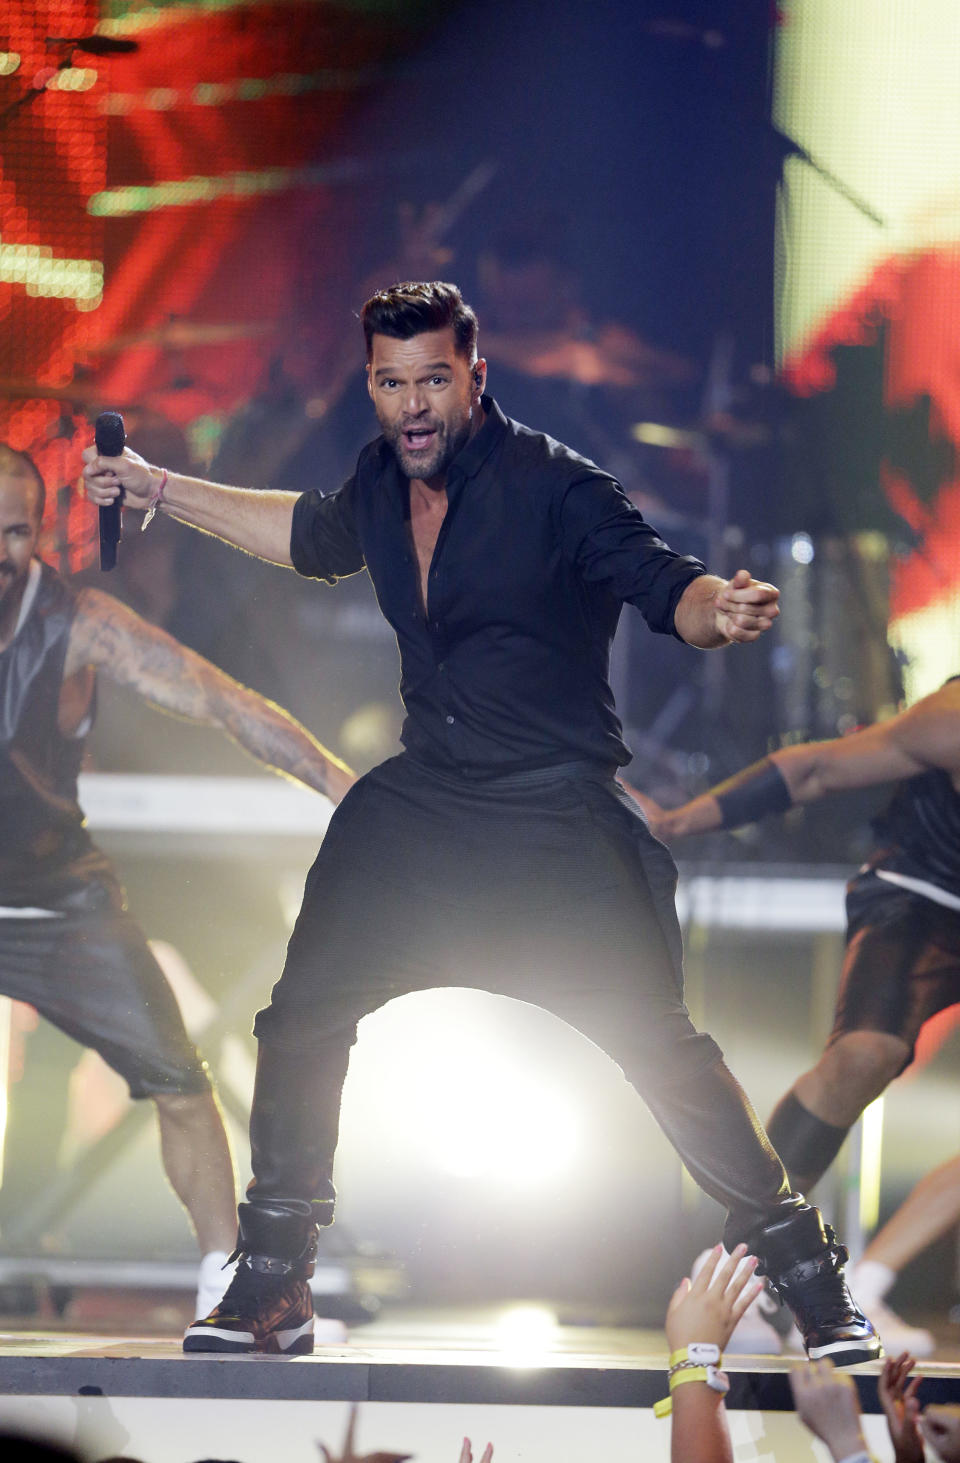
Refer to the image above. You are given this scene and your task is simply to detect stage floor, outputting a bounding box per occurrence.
[3,1303,960,1463]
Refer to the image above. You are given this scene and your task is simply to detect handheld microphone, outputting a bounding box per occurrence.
[95,410,125,572]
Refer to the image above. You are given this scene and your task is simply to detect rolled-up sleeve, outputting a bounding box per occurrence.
[290,477,365,583]
[557,472,705,636]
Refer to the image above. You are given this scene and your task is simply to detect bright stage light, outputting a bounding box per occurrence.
[339,993,584,1191]
[790,532,815,565]
[417,1068,581,1186]
[495,1303,558,1360]
[0,237,103,307]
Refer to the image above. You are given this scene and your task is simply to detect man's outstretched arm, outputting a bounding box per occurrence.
[632,680,960,841]
[67,589,356,802]
[81,444,298,566]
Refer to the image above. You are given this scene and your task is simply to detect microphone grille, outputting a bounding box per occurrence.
[95,410,125,457]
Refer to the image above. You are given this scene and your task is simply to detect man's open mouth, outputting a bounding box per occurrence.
[402,426,438,452]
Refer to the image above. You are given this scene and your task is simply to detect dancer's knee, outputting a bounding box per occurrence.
[797,1030,910,1124]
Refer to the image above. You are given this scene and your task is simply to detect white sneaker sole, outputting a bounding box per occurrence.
[806,1335,884,1365]
[182,1314,315,1354]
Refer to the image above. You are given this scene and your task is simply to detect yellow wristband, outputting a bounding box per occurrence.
[672,1366,710,1391]
[654,1365,730,1418]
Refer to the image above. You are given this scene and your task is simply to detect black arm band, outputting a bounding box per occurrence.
[713,757,792,830]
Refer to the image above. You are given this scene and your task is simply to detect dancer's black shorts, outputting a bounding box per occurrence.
[254,753,723,1090]
[0,880,210,1099]
[828,869,960,1061]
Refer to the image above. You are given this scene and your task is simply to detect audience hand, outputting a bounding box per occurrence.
[665,1243,762,1354]
[923,1403,960,1462]
[458,1441,493,1463]
[318,1403,412,1463]
[878,1352,923,1463]
[789,1359,870,1463]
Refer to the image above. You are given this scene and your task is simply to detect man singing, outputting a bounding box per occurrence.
[83,281,880,1363]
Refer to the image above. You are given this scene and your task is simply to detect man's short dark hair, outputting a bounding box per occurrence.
[361,281,479,362]
[0,444,45,523]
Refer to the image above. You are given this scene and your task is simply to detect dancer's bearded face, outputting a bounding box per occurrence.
[0,473,41,613]
[367,326,484,486]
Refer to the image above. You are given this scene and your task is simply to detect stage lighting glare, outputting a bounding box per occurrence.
[889,597,960,703]
[49,67,97,92]
[339,995,586,1194]
[859,1095,885,1234]
[495,1303,558,1359]
[415,1066,580,1186]
[790,532,815,564]
[89,158,366,217]
[0,239,103,306]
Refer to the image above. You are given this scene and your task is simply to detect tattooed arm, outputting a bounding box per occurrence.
[66,588,355,802]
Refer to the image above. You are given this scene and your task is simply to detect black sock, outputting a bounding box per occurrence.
[765,1090,849,1194]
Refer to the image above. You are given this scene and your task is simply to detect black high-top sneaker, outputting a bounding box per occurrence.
[757,1207,882,1366]
[183,1231,317,1354]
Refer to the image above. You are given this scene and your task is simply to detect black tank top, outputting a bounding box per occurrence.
[0,562,115,907]
[869,681,960,901]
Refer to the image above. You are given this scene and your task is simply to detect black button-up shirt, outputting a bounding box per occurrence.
[290,396,705,774]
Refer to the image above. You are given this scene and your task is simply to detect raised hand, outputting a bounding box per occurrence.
[878,1352,923,1463]
[713,568,780,644]
[458,1440,494,1463]
[318,1403,412,1463]
[789,1359,869,1462]
[665,1243,763,1354]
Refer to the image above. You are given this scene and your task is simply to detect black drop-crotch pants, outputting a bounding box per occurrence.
[244,754,796,1250]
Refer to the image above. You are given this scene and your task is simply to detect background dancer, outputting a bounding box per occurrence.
[634,675,960,1354]
[0,444,354,1317]
[83,280,878,1364]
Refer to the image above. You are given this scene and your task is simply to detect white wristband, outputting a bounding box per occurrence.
[835,1451,876,1463]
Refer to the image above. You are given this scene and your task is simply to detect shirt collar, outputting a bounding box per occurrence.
[449,394,507,481]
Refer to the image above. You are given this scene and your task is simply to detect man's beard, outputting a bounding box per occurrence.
[0,567,23,619]
[384,410,472,481]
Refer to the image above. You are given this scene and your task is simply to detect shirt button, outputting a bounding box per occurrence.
[445,714,455,725]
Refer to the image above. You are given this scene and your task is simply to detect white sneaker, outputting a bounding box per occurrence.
[847,1262,935,1358]
[196,1249,237,1320]
[690,1248,783,1355]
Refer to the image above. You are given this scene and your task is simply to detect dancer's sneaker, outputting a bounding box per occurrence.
[760,1211,882,1366]
[183,1253,315,1354]
[847,1261,935,1359]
